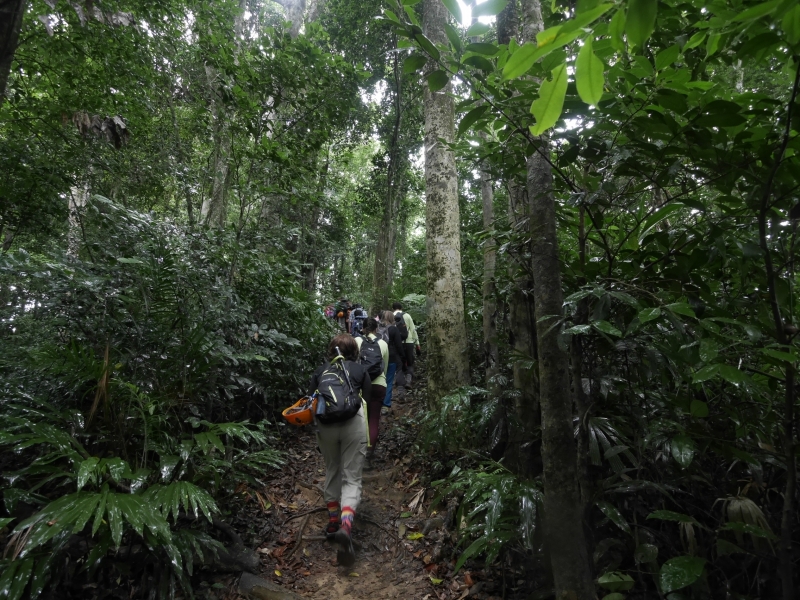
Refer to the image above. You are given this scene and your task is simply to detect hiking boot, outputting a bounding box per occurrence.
[325,522,339,539]
[334,529,356,567]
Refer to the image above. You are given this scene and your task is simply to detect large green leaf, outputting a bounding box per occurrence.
[671,435,695,468]
[576,36,604,105]
[732,0,781,22]
[473,0,508,18]
[403,54,428,74]
[441,0,462,23]
[598,571,634,592]
[503,43,538,80]
[660,556,706,593]
[596,500,631,534]
[783,5,800,44]
[625,0,658,48]
[458,105,489,136]
[530,63,568,135]
[426,70,450,92]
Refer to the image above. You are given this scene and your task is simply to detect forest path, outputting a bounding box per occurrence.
[240,367,444,600]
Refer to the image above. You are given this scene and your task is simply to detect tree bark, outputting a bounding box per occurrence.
[480,140,499,396]
[372,50,403,314]
[0,0,25,103]
[528,147,594,599]
[423,0,469,401]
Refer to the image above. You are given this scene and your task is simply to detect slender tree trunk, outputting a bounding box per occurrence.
[423,0,469,401]
[68,179,90,257]
[528,145,594,599]
[201,1,247,228]
[0,0,25,102]
[372,50,403,314]
[480,141,499,395]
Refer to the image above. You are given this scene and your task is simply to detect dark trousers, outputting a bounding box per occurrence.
[402,344,415,379]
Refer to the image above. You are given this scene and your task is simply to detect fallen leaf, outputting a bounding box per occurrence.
[400,512,412,518]
[303,548,310,557]
[349,572,359,577]
[424,563,438,572]
[430,576,444,585]
[274,570,282,577]
[407,532,424,540]
[399,524,407,537]
[465,572,474,587]
[258,548,271,554]
[423,554,432,564]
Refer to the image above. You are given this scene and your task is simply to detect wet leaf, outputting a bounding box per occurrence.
[407,532,424,540]
[634,543,658,563]
[671,435,695,468]
[659,556,705,593]
[274,570,282,577]
[597,571,634,592]
[429,576,444,585]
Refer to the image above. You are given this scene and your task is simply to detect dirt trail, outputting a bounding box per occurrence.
[241,380,445,600]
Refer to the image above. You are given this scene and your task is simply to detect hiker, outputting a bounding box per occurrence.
[334,297,350,331]
[350,303,368,337]
[380,310,405,414]
[355,317,388,458]
[392,302,420,389]
[307,333,371,566]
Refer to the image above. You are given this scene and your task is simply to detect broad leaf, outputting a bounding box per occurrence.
[660,556,706,593]
[458,105,489,137]
[473,0,508,18]
[403,54,428,74]
[576,37,604,105]
[503,43,538,80]
[440,0,462,23]
[530,63,568,135]
[625,0,658,49]
[671,435,695,468]
[638,307,661,323]
[427,70,450,92]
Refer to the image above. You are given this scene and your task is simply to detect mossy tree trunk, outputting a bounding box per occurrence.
[422,0,468,401]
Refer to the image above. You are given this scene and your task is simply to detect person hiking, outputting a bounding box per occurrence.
[307,333,371,567]
[350,304,368,337]
[380,310,405,415]
[354,317,388,461]
[392,302,420,389]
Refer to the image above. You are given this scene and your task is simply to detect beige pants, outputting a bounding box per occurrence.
[316,405,368,510]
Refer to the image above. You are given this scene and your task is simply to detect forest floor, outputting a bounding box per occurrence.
[195,361,508,600]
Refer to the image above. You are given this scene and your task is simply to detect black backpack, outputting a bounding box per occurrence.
[359,336,384,379]
[315,359,362,424]
[394,312,409,341]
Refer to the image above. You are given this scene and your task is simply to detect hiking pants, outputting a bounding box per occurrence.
[402,343,415,383]
[316,407,367,511]
[383,362,398,408]
[366,384,387,448]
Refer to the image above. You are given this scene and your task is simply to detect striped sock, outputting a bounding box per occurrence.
[327,501,340,523]
[340,506,355,535]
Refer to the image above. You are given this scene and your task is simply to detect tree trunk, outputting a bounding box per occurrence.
[480,144,499,395]
[68,179,90,257]
[372,50,403,314]
[200,1,247,229]
[0,0,25,102]
[423,0,469,401]
[528,147,594,599]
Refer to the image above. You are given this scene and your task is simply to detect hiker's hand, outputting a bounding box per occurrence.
[415,345,421,357]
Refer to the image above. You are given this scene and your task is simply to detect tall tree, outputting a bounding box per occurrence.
[422,0,468,400]
[522,0,594,595]
[0,0,25,101]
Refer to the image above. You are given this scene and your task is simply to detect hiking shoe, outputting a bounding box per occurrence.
[334,529,356,567]
[325,522,339,539]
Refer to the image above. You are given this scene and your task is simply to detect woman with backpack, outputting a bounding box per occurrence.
[355,317,389,457]
[380,310,405,415]
[307,333,371,567]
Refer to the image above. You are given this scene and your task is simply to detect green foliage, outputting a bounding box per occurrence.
[432,461,543,573]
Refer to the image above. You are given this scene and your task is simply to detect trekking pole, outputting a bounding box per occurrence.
[335,346,356,395]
